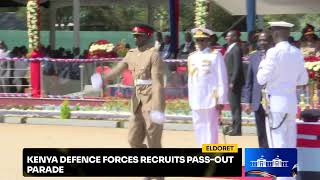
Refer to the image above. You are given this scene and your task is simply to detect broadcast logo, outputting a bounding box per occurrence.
[245,148,297,177]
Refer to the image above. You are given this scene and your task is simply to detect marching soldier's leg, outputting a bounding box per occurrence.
[128,104,147,148]
[143,110,163,148]
[142,110,165,180]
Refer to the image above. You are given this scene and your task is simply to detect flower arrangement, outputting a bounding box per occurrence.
[26,0,40,50]
[114,40,130,57]
[102,97,191,115]
[88,39,117,58]
[303,56,320,109]
[304,56,320,83]
[166,99,191,115]
[103,97,130,112]
[195,0,209,28]
[302,47,318,57]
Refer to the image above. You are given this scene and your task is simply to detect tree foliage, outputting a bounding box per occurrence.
[179,0,194,31]
[0,1,319,32]
[299,14,320,31]
[263,14,301,31]
[209,1,246,32]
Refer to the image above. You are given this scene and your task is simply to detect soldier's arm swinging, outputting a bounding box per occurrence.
[151,51,165,113]
[91,59,128,89]
[105,61,128,81]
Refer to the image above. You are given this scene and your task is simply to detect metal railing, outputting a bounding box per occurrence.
[0,56,251,99]
[0,64,31,93]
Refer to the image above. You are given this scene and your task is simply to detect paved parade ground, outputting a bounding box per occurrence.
[0,123,258,180]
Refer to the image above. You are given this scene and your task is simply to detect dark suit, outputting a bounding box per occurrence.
[243,50,268,148]
[177,41,195,59]
[225,43,244,135]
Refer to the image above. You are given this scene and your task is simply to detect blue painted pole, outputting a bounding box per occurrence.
[246,0,256,33]
[169,0,179,58]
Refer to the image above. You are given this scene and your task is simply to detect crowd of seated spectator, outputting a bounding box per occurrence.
[0,42,29,93]
[0,25,319,96]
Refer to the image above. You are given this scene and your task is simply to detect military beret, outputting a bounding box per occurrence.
[131,24,155,37]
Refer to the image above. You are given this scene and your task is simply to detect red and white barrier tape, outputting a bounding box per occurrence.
[43,95,103,100]
[0,56,317,63]
[0,93,104,99]
[0,57,189,63]
[0,93,31,97]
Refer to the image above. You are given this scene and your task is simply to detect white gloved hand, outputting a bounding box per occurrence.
[91,73,103,90]
[150,111,166,124]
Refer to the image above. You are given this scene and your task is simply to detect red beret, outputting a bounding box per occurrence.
[132,25,154,37]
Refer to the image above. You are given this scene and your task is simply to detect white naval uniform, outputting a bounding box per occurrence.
[257,41,308,148]
[188,47,228,147]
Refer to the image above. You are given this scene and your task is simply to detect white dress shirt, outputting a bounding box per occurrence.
[257,41,308,113]
[188,47,228,110]
[225,42,237,55]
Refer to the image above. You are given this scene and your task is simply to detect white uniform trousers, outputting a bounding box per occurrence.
[266,112,297,148]
[266,112,297,180]
[192,107,219,147]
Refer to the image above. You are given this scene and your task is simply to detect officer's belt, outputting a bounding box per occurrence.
[134,79,152,86]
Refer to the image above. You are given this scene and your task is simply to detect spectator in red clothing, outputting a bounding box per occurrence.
[120,69,133,97]
[121,69,133,86]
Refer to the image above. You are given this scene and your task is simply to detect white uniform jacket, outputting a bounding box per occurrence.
[257,41,309,114]
[188,47,228,110]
